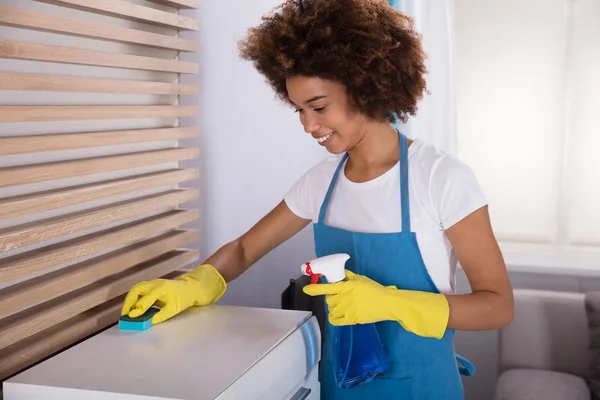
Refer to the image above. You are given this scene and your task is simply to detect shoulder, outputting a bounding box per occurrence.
[284,153,343,220]
[309,153,345,174]
[409,139,487,229]
[410,139,478,181]
[296,153,344,188]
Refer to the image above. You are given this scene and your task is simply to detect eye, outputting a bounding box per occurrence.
[314,107,325,113]
[294,108,303,113]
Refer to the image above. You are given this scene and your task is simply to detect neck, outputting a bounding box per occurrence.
[347,123,399,168]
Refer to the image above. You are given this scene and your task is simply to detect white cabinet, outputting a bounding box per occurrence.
[4,305,321,400]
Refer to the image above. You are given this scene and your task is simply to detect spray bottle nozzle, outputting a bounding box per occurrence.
[301,253,350,284]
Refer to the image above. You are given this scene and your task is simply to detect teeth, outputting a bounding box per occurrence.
[317,133,333,143]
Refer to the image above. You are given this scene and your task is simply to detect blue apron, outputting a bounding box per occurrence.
[314,132,475,399]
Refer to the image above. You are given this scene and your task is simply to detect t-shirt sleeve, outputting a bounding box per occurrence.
[284,171,314,220]
[430,155,488,229]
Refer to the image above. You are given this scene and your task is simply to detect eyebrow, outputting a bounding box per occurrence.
[288,95,328,107]
[305,95,327,104]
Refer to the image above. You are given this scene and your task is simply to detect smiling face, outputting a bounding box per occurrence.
[286,76,370,154]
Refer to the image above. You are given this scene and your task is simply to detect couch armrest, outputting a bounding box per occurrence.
[499,289,590,378]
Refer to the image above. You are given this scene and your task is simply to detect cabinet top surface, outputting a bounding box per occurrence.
[6,305,312,400]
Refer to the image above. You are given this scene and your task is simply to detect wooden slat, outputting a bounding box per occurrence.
[0,148,198,188]
[0,73,199,95]
[0,209,198,285]
[0,249,197,351]
[37,0,199,31]
[0,228,198,318]
[146,0,198,9]
[0,6,198,52]
[0,296,125,382]
[0,105,199,123]
[0,127,198,156]
[0,189,198,253]
[0,40,198,74]
[0,270,185,381]
[0,169,198,220]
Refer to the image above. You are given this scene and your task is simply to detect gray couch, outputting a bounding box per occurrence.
[494,289,592,400]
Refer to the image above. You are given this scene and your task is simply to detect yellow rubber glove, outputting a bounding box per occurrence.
[303,270,449,339]
[121,264,226,325]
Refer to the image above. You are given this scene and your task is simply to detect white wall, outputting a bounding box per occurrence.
[179,1,328,309]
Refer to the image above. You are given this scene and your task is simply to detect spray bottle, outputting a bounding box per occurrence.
[301,253,388,389]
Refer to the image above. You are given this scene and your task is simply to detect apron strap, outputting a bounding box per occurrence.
[317,153,349,224]
[318,130,410,229]
[399,132,410,232]
[455,353,476,376]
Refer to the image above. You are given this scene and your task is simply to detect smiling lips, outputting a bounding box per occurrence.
[316,132,334,144]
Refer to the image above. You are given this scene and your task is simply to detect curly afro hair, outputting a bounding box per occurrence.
[238,0,428,123]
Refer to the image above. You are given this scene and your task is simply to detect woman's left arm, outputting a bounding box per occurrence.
[444,205,514,330]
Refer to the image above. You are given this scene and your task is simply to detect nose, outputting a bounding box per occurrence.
[301,113,320,134]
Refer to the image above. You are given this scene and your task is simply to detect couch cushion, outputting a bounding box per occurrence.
[494,369,590,400]
[500,290,589,377]
[585,291,600,399]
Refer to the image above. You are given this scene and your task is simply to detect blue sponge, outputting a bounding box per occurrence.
[119,307,160,331]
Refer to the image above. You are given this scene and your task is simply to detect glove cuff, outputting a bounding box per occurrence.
[425,293,450,339]
[384,288,450,339]
[178,263,227,305]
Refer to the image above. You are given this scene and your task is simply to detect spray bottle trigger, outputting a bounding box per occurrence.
[311,273,321,285]
[303,262,322,284]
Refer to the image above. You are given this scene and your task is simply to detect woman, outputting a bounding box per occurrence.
[121,0,514,398]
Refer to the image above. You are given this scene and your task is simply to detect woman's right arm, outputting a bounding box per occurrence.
[199,200,311,282]
[121,200,311,323]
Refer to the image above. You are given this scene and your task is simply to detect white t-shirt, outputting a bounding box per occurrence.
[284,138,487,294]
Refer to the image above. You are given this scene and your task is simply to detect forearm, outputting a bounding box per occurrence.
[445,290,513,331]
[202,240,251,282]
[199,201,310,283]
